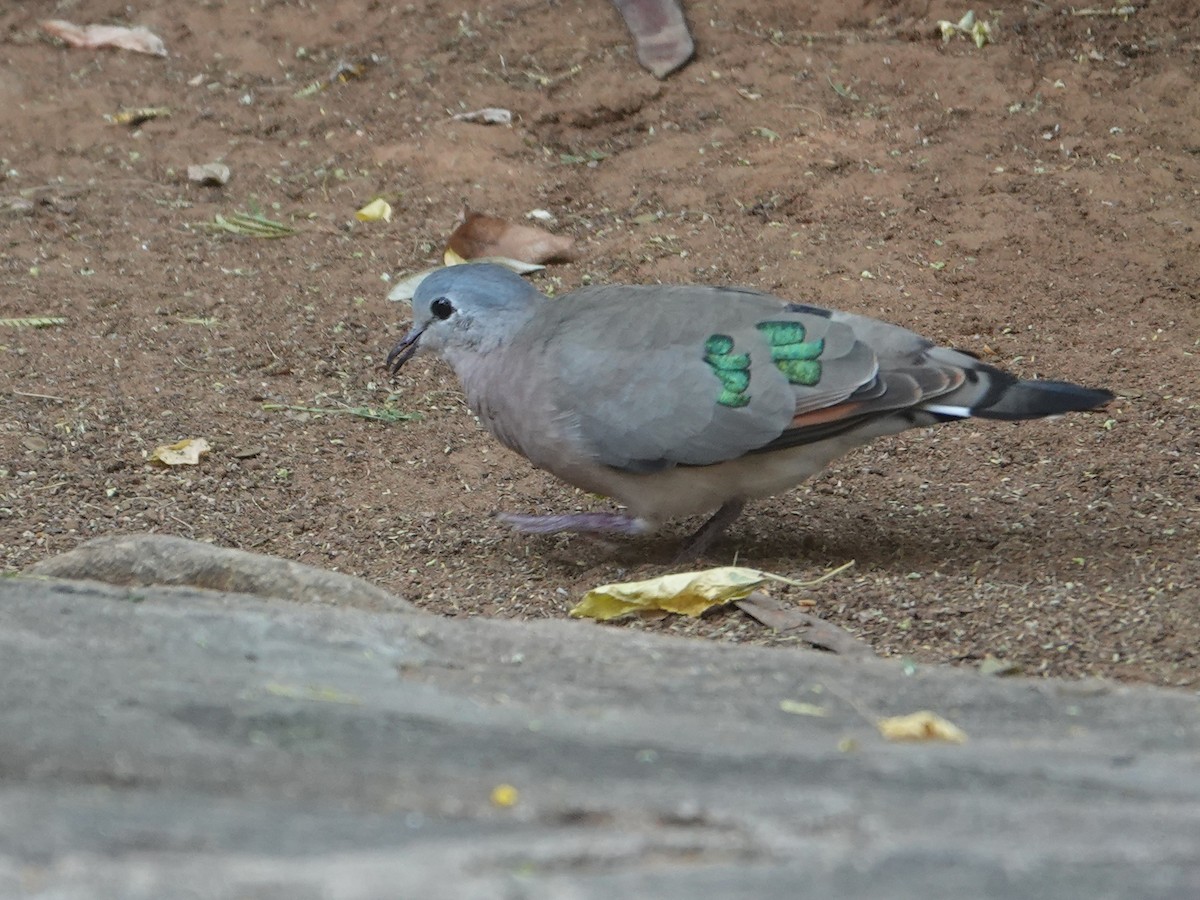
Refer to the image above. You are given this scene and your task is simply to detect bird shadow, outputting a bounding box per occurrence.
[511,502,1033,580]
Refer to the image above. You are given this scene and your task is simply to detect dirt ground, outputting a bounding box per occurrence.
[2,0,1196,687]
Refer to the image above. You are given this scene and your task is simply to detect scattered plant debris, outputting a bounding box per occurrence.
[206,211,296,238]
[106,107,172,127]
[0,317,66,329]
[41,20,167,56]
[450,107,513,125]
[262,403,419,424]
[936,10,993,48]
[148,438,211,467]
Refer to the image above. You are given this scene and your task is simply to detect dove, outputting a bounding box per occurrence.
[387,263,1113,556]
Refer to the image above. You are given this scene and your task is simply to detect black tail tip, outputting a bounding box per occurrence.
[979,379,1115,420]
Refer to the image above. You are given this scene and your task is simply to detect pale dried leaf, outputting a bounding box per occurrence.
[41,20,167,56]
[450,107,513,125]
[387,259,545,302]
[355,198,393,223]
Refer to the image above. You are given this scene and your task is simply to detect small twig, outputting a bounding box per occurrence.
[1070,5,1137,17]
[11,390,65,402]
[763,559,856,589]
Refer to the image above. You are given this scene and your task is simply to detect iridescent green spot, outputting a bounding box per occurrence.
[717,387,750,408]
[704,333,752,408]
[756,320,825,386]
[776,359,822,385]
[756,321,808,344]
[705,334,734,356]
[704,335,749,371]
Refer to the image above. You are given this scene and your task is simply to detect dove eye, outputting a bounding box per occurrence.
[430,297,454,320]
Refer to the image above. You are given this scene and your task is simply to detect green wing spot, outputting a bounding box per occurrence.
[705,334,734,356]
[756,321,808,344]
[707,352,750,371]
[770,337,825,361]
[776,359,822,386]
[757,320,825,385]
[717,369,749,394]
[704,333,752,407]
[718,387,750,408]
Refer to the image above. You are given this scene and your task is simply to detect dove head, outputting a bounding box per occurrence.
[387,264,545,374]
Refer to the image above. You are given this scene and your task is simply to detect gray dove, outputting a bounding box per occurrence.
[388,263,1113,556]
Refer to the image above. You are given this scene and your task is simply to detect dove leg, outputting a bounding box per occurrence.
[496,511,650,536]
[676,500,746,561]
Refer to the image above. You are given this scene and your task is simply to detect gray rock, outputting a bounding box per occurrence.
[25,533,413,613]
[2,549,1199,898]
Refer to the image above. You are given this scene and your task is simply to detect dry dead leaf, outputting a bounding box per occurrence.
[569,562,852,621]
[148,438,211,467]
[876,711,967,744]
[445,211,577,266]
[187,163,231,186]
[41,20,167,57]
[736,592,875,657]
[570,567,771,620]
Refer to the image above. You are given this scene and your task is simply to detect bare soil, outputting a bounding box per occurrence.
[2,0,1196,686]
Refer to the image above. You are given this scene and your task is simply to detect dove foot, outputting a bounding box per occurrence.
[675,500,747,562]
[610,0,695,79]
[496,511,651,536]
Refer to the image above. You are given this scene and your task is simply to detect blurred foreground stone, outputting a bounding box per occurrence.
[3,536,1199,898]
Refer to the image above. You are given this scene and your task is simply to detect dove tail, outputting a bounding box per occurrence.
[923,367,1114,422]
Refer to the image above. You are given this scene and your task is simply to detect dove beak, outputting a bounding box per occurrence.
[386,324,425,375]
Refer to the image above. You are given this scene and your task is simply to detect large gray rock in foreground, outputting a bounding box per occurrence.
[3,559,1199,897]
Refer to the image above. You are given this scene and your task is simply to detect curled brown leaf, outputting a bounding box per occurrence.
[446,211,577,266]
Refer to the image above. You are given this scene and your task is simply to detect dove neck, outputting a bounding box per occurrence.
[441,301,538,381]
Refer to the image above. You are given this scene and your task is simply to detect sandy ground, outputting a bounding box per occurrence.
[1,0,1196,685]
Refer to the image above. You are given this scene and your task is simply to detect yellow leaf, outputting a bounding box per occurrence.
[356,198,393,223]
[148,437,211,466]
[490,783,519,807]
[570,567,773,620]
[443,246,468,266]
[876,710,967,743]
[570,561,855,621]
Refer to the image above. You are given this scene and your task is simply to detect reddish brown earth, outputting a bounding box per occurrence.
[2,1,1196,686]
